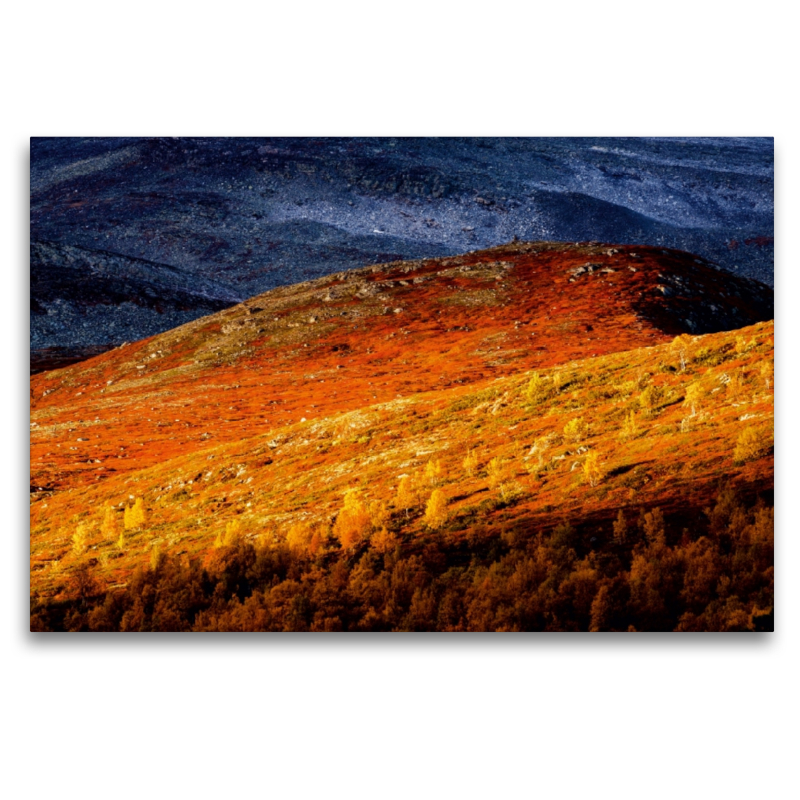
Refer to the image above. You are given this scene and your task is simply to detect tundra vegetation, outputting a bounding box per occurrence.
[30,484,772,632]
[29,243,774,631]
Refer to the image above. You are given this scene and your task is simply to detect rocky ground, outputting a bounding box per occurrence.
[31,137,773,359]
[30,240,241,356]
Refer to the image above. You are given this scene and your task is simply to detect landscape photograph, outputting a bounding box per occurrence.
[29,136,774,632]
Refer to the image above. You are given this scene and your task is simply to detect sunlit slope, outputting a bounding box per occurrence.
[30,241,772,497]
[30,319,773,599]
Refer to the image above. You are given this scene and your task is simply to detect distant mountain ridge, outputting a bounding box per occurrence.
[30,137,773,359]
[30,240,242,354]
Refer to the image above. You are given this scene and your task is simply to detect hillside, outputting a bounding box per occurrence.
[30,242,771,493]
[29,242,774,631]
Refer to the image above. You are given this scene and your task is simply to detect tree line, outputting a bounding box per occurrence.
[31,484,773,632]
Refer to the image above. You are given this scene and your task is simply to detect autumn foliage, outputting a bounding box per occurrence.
[30,486,773,632]
[334,490,371,549]
[29,242,774,632]
[124,497,146,530]
[423,489,448,530]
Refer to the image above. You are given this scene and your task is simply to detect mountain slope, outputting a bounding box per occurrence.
[30,319,774,612]
[29,241,774,629]
[29,241,772,495]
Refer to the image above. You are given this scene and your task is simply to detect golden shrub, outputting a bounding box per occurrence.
[620,411,638,440]
[638,385,663,415]
[733,427,767,465]
[463,450,479,478]
[525,372,550,404]
[563,416,589,443]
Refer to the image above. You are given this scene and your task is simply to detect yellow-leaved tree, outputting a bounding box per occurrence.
[396,475,416,519]
[423,489,448,530]
[683,382,705,417]
[735,335,754,354]
[733,427,767,465]
[760,359,773,391]
[425,458,445,488]
[334,489,371,550]
[638,385,663,416]
[641,507,666,548]
[552,369,568,393]
[583,451,603,487]
[124,497,146,530]
[215,518,242,549]
[101,505,118,540]
[487,457,511,501]
[308,526,324,556]
[286,520,314,552]
[670,334,693,371]
[368,498,390,531]
[612,509,628,545]
[72,522,89,556]
[526,435,551,474]
[150,543,162,571]
[463,450,478,478]
[371,526,399,554]
[726,369,745,401]
[620,410,638,441]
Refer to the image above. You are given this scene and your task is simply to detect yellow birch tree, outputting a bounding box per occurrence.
[423,489,448,530]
